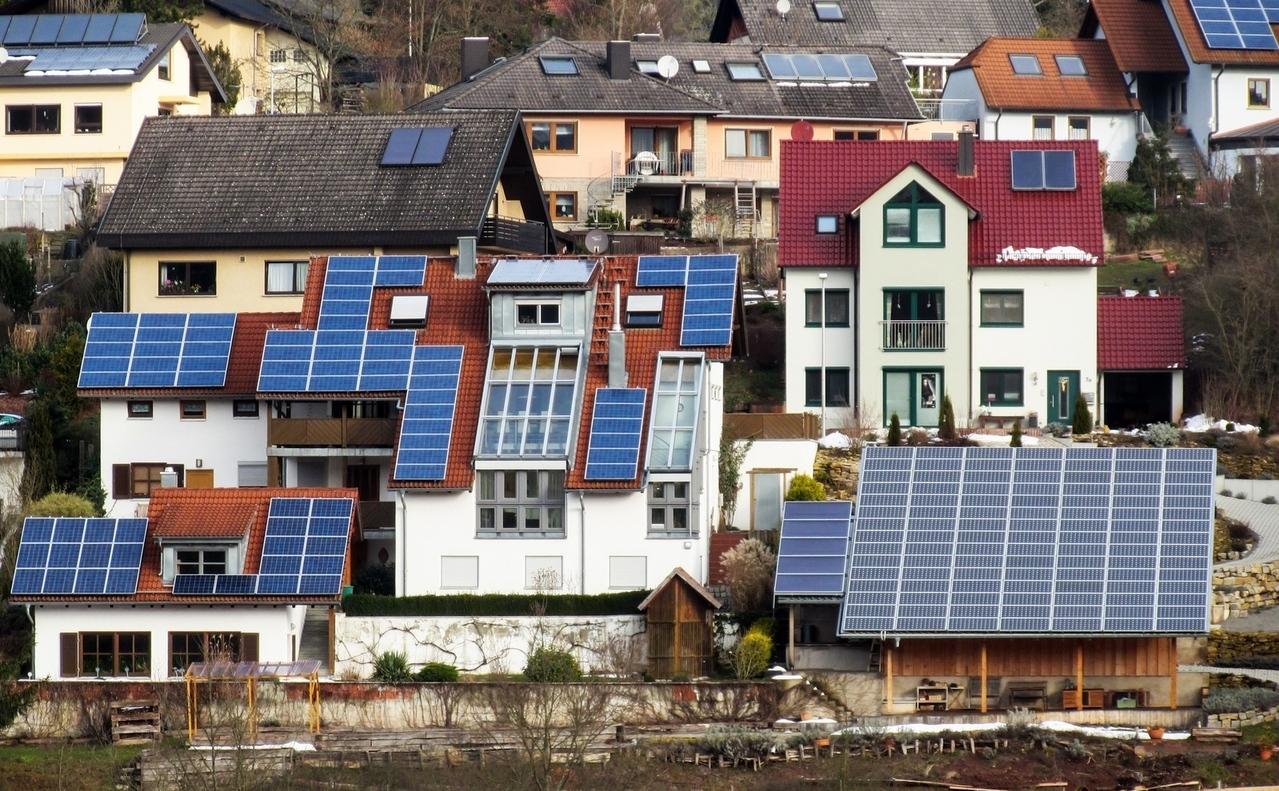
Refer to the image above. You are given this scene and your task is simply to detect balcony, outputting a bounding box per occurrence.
[915,98,977,122]
[268,416,397,448]
[480,215,547,254]
[623,149,693,177]
[880,320,946,351]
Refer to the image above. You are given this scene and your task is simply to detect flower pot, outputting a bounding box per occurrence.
[1146,726,1165,741]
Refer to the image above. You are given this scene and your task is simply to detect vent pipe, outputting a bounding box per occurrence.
[957,129,975,177]
[456,236,477,279]
[606,40,630,80]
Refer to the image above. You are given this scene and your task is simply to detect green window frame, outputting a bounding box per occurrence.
[804,289,850,327]
[979,368,1024,407]
[883,182,944,247]
[979,290,1024,326]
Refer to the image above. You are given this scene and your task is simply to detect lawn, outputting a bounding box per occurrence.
[0,743,144,791]
[1097,255,1174,292]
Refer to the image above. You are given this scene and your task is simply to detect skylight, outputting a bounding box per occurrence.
[726,61,764,80]
[647,355,703,471]
[762,52,876,81]
[1009,54,1042,75]
[636,59,660,74]
[478,346,581,457]
[1055,54,1087,76]
[1010,150,1077,191]
[814,1,845,20]
[539,55,578,75]
[692,59,711,73]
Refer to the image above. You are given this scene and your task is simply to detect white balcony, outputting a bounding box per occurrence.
[880,320,946,351]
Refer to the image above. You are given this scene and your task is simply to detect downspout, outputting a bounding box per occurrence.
[395,490,406,596]
[1212,64,1224,142]
[994,107,1003,140]
[577,491,586,594]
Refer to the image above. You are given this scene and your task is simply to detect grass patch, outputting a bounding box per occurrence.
[1097,256,1172,292]
[0,743,144,791]
[1243,721,1279,745]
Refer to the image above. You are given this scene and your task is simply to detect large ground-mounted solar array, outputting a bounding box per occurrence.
[1189,0,1279,50]
[583,387,647,480]
[11,517,147,596]
[393,345,464,481]
[635,254,738,347]
[172,497,353,597]
[79,313,237,388]
[839,446,1215,637]
[775,500,854,600]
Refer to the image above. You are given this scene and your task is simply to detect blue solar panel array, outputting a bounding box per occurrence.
[172,497,353,597]
[635,255,690,287]
[1011,150,1077,191]
[583,388,647,480]
[839,446,1215,637]
[775,500,853,599]
[79,313,237,389]
[634,254,738,347]
[381,127,455,166]
[393,345,464,481]
[25,44,155,72]
[0,13,145,46]
[1189,0,1279,50]
[10,517,147,596]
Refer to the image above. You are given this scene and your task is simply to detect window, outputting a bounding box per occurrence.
[270,49,287,63]
[545,191,578,220]
[117,462,183,499]
[80,633,114,677]
[726,61,764,80]
[168,632,255,675]
[1055,55,1087,76]
[804,367,851,407]
[648,481,692,536]
[648,356,703,470]
[692,59,711,73]
[232,400,259,418]
[527,121,577,152]
[516,302,561,326]
[74,104,102,134]
[479,347,580,456]
[180,400,206,420]
[979,290,1024,326]
[814,0,844,20]
[834,129,879,140]
[1249,78,1270,108]
[1009,54,1042,75]
[804,289,850,327]
[636,59,660,74]
[883,182,943,246]
[525,556,564,589]
[5,104,59,134]
[477,470,565,535]
[75,632,150,677]
[389,295,429,327]
[158,50,170,80]
[159,261,216,295]
[980,368,1024,407]
[815,214,839,234]
[539,55,578,75]
[725,128,770,158]
[237,461,267,487]
[609,556,647,589]
[176,548,228,575]
[1032,115,1054,140]
[265,260,308,294]
[292,48,305,62]
[441,556,479,588]
[1068,116,1090,140]
[625,294,663,326]
[127,400,153,419]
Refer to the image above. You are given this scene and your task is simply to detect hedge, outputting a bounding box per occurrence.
[342,591,650,617]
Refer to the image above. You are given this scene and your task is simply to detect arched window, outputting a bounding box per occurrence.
[883,182,944,247]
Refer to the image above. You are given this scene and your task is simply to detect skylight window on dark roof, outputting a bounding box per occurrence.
[636,59,660,74]
[692,59,711,73]
[1055,54,1087,76]
[381,127,455,166]
[1009,54,1042,75]
[814,1,845,20]
[727,61,764,80]
[1010,150,1077,191]
[539,55,578,75]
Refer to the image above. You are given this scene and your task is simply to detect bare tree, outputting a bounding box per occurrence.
[273,0,372,112]
[480,682,616,791]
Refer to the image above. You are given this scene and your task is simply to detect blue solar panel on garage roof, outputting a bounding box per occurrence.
[583,388,646,480]
[636,255,688,287]
[393,345,464,481]
[10,517,147,596]
[27,45,155,73]
[838,445,1215,637]
[1189,0,1279,49]
[3,16,37,46]
[78,312,236,389]
[681,254,738,347]
[775,500,853,600]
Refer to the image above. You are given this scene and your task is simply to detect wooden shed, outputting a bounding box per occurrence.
[639,567,722,678]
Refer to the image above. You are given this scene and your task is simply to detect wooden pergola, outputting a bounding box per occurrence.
[184,659,323,741]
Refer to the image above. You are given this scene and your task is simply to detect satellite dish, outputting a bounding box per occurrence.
[656,55,679,80]
[776,0,791,16]
[790,120,814,141]
[585,229,610,254]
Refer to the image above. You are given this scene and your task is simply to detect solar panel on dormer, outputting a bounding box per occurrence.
[775,500,853,599]
[681,254,738,346]
[393,345,464,481]
[78,312,236,389]
[584,388,646,480]
[10,517,147,596]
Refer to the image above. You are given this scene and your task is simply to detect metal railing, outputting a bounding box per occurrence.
[880,320,946,351]
[0,423,25,450]
[623,149,693,177]
[267,416,397,448]
[915,98,977,121]
[480,215,547,254]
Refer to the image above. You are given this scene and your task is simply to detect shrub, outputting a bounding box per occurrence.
[371,651,413,682]
[1264,496,1277,505]
[1222,489,1234,497]
[1010,419,1022,448]
[721,537,776,612]
[524,647,582,682]
[887,413,902,446]
[26,491,97,517]
[733,630,772,679]
[906,428,930,446]
[939,395,957,441]
[342,590,648,617]
[1102,181,1154,214]
[416,662,460,682]
[785,474,825,501]
[1203,687,1279,714]
[1146,422,1182,448]
[1237,492,1248,499]
[1072,394,1093,435]
[353,563,395,596]
[697,725,801,760]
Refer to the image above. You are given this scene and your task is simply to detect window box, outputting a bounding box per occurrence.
[159,261,217,296]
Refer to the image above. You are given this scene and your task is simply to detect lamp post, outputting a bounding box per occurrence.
[818,272,828,435]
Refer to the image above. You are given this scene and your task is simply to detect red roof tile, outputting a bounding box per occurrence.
[951,38,1139,112]
[778,139,1103,268]
[151,501,257,538]
[1085,0,1187,74]
[1097,295,1185,370]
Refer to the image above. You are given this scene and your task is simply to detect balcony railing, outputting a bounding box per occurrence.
[480,215,547,254]
[0,423,25,450]
[268,416,397,448]
[359,500,395,532]
[915,98,977,122]
[880,320,947,351]
[624,149,693,177]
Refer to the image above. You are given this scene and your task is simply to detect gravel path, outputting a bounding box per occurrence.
[1214,495,1279,568]
[1180,663,1279,684]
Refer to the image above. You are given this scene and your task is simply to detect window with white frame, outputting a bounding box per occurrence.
[477,469,565,535]
[516,301,561,326]
[175,547,227,576]
[1032,115,1053,140]
[479,347,580,456]
[266,260,308,294]
[1068,116,1090,140]
[648,356,702,470]
[648,481,692,536]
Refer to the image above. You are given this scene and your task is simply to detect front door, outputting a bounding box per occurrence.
[751,472,783,531]
[883,369,944,427]
[1047,370,1081,424]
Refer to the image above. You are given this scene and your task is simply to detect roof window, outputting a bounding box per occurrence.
[1009,54,1042,75]
[1055,54,1087,76]
[814,1,845,20]
[539,55,578,75]
[692,59,711,73]
[726,61,764,80]
[625,294,664,327]
[636,59,660,74]
[1010,150,1077,191]
[388,295,429,328]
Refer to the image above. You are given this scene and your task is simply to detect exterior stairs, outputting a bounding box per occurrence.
[1165,131,1205,180]
[803,676,857,722]
[298,605,331,673]
[734,182,757,238]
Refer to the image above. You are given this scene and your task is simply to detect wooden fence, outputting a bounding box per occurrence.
[724,412,821,440]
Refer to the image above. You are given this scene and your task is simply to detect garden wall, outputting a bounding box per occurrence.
[1205,704,1279,729]
[1213,564,1279,622]
[1206,631,1279,665]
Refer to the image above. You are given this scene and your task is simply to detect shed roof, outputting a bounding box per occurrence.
[638,566,723,611]
[1097,295,1185,370]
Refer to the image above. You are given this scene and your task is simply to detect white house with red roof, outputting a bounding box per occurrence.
[779,134,1104,431]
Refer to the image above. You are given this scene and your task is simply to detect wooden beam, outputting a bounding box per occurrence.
[884,644,894,715]
[980,641,988,714]
[1075,641,1084,711]
[1169,637,1178,710]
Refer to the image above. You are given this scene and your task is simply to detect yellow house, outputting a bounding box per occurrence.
[416,37,926,240]
[96,109,553,314]
[190,0,322,114]
[0,13,224,231]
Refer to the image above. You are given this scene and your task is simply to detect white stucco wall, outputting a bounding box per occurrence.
[986,112,1139,173]
[99,397,268,517]
[31,605,303,680]
[731,439,818,531]
[782,267,857,426]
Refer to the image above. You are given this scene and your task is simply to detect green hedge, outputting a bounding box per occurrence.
[343,591,650,617]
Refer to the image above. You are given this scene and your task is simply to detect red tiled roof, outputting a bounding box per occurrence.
[1085,0,1187,74]
[778,139,1104,268]
[951,38,1139,112]
[1097,295,1185,370]
[150,501,258,538]
[1165,0,1279,65]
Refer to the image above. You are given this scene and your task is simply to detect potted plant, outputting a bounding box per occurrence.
[1146,725,1165,741]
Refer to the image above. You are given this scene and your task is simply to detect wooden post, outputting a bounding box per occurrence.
[979,641,988,714]
[884,645,894,715]
[1075,641,1084,711]
[1169,637,1178,710]
[788,606,796,668]
[673,582,682,677]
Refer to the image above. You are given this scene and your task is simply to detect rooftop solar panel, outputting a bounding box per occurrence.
[488,258,597,286]
[411,127,454,165]
[108,12,145,43]
[83,13,116,43]
[636,255,688,287]
[0,18,11,43]
[4,16,36,46]
[78,312,236,389]
[10,517,147,597]
[775,500,854,600]
[55,14,90,44]
[584,388,646,480]
[26,45,155,73]
[381,129,421,166]
[681,254,738,347]
[393,345,464,481]
[31,15,63,45]
[1189,0,1279,49]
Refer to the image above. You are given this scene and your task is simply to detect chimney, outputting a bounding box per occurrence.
[460,37,490,82]
[608,281,627,386]
[456,236,477,279]
[957,130,974,177]
[632,33,661,42]
[606,40,630,80]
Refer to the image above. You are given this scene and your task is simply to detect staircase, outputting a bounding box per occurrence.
[803,676,857,723]
[733,182,757,238]
[298,606,331,673]
[1165,131,1205,180]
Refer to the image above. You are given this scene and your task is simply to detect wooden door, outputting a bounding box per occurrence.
[186,469,214,489]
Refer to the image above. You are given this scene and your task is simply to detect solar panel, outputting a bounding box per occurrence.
[10,517,147,596]
[83,14,116,44]
[26,44,156,73]
[1010,150,1076,191]
[31,15,63,45]
[393,345,464,481]
[55,14,90,44]
[411,127,454,165]
[838,446,1214,637]
[636,255,688,287]
[681,254,738,346]
[4,16,36,46]
[584,388,646,480]
[108,12,145,43]
[382,129,421,165]
[1010,150,1044,190]
[1189,0,1279,49]
[761,52,877,81]
[172,574,217,595]
[78,312,236,389]
[1043,150,1077,190]
[489,258,597,286]
[775,500,853,599]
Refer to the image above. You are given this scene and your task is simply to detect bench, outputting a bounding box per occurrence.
[1005,682,1048,711]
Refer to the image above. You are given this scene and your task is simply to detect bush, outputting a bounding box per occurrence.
[1146,422,1182,448]
[1071,394,1093,435]
[342,590,648,617]
[1010,419,1022,448]
[1203,687,1279,714]
[1264,496,1277,505]
[524,647,582,682]
[1237,492,1248,499]
[887,413,902,446]
[416,662,460,682]
[26,491,97,517]
[1102,181,1154,214]
[721,537,776,612]
[733,629,772,679]
[939,395,957,441]
[906,428,930,446]
[785,474,825,501]
[371,651,413,682]
[353,563,395,596]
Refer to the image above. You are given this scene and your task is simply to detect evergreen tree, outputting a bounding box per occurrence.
[939,395,957,441]
[20,399,54,504]
[886,413,902,446]
[1010,419,1023,448]
[1072,394,1093,436]
[0,241,35,322]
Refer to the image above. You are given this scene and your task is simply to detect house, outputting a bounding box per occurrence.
[775,445,1214,714]
[414,37,924,239]
[95,110,553,315]
[10,486,359,680]
[1098,294,1186,427]
[1082,0,1279,176]
[779,134,1109,431]
[0,13,225,229]
[708,0,1041,102]
[939,38,1144,180]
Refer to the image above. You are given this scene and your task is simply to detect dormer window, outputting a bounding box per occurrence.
[177,548,226,576]
[883,183,944,247]
[516,301,561,326]
[162,543,239,583]
[626,294,664,326]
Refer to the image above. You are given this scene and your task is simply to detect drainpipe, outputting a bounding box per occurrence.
[994,107,1003,140]
[1212,64,1224,139]
[395,490,406,596]
[577,491,586,594]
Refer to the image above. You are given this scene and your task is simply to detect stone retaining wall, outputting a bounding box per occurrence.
[1206,704,1279,729]
[1207,631,1279,665]
[1213,563,1279,622]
